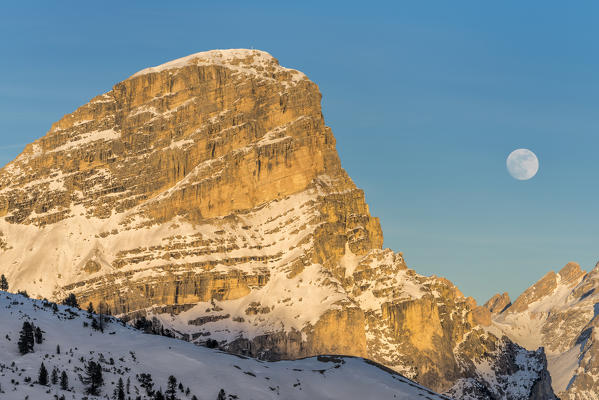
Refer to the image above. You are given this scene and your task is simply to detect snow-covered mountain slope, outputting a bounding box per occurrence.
[0,48,556,398]
[0,291,452,400]
[489,262,599,399]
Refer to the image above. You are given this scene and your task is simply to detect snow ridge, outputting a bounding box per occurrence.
[130,49,307,84]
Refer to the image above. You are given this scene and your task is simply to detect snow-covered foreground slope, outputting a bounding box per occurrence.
[0,291,451,400]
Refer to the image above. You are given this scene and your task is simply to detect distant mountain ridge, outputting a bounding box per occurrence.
[488,261,599,399]
[0,49,555,398]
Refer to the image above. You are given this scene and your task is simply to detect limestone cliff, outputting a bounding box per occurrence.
[0,49,553,398]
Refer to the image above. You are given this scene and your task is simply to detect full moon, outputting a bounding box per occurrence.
[506,149,539,180]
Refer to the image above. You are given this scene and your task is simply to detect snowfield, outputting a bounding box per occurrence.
[0,291,451,400]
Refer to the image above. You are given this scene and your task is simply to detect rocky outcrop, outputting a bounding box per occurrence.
[447,341,557,400]
[226,307,367,360]
[509,271,558,313]
[529,364,558,400]
[0,49,553,398]
[64,268,270,316]
[472,305,492,326]
[508,263,585,314]
[484,292,511,314]
[557,261,585,286]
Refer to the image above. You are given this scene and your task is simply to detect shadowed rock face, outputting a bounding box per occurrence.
[0,49,554,398]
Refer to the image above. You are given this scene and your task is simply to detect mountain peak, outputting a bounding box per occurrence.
[129,48,306,82]
[507,263,586,314]
[557,261,585,286]
[509,271,558,313]
[0,49,555,398]
[484,292,511,313]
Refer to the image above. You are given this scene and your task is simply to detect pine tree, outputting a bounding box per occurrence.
[98,300,111,332]
[165,376,178,400]
[18,321,34,354]
[56,344,61,354]
[62,293,79,308]
[137,373,154,396]
[192,396,199,400]
[38,362,48,385]
[60,370,69,390]
[96,300,110,332]
[126,376,130,394]
[34,326,43,344]
[154,390,165,400]
[87,302,95,315]
[0,274,8,291]
[51,367,59,385]
[217,389,226,400]
[114,377,125,400]
[80,360,103,395]
[135,316,150,331]
[99,313,104,332]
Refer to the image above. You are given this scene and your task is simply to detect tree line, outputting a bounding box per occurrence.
[8,289,233,399]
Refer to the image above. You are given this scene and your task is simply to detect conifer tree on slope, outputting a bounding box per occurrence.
[166,375,178,400]
[137,373,154,396]
[38,362,48,385]
[18,321,34,354]
[0,274,8,291]
[62,293,79,308]
[34,326,43,344]
[80,360,103,395]
[51,367,59,385]
[114,377,125,400]
[60,370,69,391]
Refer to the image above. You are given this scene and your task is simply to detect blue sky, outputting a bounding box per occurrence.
[0,1,597,303]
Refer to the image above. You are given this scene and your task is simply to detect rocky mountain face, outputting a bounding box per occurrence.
[490,261,599,399]
[0,49,555,398]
